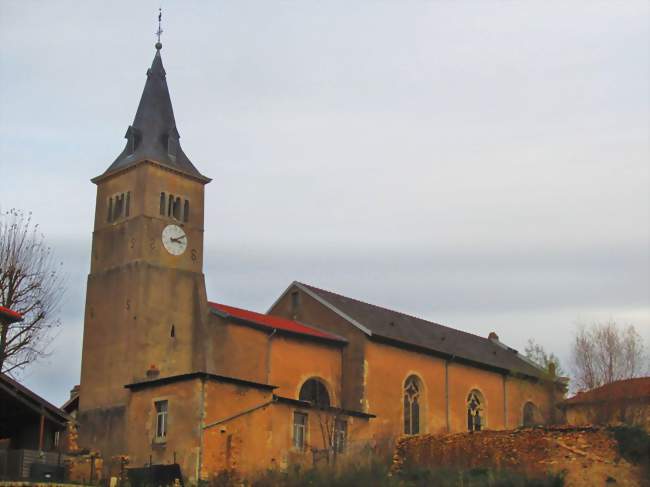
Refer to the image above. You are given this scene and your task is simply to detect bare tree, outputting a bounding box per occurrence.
[524,338,565,377]
[0,209,65,374]
[571,320,647,392]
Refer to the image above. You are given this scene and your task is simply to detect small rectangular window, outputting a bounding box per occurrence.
[125,192,130,217]
[160,193,166,215]
[334,419,347,454]
[293,412,307,450]
[155,400,168,441]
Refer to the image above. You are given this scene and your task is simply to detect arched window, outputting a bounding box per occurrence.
[299,378,330,408]
[523,401,539,427]
[160,193,166,215]
[183,199,190,223]
[403,375,422,435]
[467,390,485,432]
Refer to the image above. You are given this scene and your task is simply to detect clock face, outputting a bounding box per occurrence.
[162,224,187,256]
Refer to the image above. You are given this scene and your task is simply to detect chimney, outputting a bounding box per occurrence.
[488,331,499,342]
[70,384,80,399]
[548,362,556,377]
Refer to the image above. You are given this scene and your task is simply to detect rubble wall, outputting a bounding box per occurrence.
[392,426,647,487]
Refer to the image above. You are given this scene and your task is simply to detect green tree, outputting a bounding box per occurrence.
[524,339,565,377]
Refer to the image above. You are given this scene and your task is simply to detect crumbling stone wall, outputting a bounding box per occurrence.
[392,426,646,486]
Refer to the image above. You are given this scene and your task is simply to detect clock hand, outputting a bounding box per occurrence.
[170,236,186,243]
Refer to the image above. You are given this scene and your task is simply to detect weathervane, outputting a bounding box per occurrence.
[155,8,163,49]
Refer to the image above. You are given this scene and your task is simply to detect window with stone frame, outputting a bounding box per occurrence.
[467,390,485,431]
[403,375,422,435]
[155,400,168,442]
[293,411,308,450]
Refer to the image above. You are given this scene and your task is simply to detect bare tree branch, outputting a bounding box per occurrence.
[570,320,647,392]
[0,208,66,376]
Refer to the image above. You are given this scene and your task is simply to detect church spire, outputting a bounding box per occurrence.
[95,20,209,184]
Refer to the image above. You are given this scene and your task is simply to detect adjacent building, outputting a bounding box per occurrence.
[559,378,650,432]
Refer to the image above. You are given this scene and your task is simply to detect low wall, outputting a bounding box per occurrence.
[392,426,646,486]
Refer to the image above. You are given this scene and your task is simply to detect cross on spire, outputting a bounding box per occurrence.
[155,8,163,50]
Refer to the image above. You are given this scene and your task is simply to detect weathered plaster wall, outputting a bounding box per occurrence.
[269,285,368,412]
[565,401,650,432]
[125,379,202,483]
[268,335,342,403]
[363,340,446,439]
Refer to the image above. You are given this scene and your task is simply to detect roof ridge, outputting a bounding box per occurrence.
[296,281,502,346]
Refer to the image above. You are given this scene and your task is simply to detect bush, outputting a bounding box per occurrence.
[608,425,650,465]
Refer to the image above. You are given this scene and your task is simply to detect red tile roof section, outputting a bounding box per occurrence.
[0,306,22,323]
[208,302,346,344]
[563,377,650,405]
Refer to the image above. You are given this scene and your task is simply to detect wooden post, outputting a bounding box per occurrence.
[38,412,45,450]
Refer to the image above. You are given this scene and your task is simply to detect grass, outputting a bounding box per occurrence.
[207,462,564,487]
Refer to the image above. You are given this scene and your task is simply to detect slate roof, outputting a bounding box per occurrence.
[209,301,347,344]
[94,44,210,183]
[561,377,650,406]
[294,282,550,379]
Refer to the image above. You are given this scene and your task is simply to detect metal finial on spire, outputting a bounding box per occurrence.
[155,8,163,50]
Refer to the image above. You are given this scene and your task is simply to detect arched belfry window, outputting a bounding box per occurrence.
[467,390,485,432]
[523,401,539,427]
[299,378,330,408]
[403,375,422,435]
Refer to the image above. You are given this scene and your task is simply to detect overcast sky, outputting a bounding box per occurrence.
[1,1,648,406]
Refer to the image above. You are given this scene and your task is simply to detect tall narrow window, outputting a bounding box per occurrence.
[293,412,307,450]
[107,197,113,222]
[291,291,300,318]
[523,401,538,427]
[160,193,166,215]
[404,375,422,435]
[114,194,124,220]
[183,199,190,223]
[168,194,174,217]
[125,192,130,217]
[173,197,181,220]
[467,390,485,432]
[334,419,347,454]
[155,400,168,441]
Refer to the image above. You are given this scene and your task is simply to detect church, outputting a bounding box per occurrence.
[76,39,566,482]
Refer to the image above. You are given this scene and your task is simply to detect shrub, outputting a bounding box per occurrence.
[608,425,650,465]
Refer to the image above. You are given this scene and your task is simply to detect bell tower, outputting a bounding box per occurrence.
[77,40,211,457]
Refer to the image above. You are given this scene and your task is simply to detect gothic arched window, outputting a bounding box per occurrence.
[299,378,330,408]
[467,390,485,432]
[403,375,422,435]
[523,401,539,427]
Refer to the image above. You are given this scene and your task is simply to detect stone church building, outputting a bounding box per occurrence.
[76,41,565,482]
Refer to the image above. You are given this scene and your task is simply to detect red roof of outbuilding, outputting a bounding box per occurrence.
[562,377,650,405]
[208,302,346,344]
[0,306,22,323]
